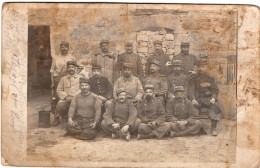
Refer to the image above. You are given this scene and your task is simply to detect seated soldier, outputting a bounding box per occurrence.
[189,57,222,136]
[137,84,170,140]
[89,64,113,122]
[166,86,201,137]
[143,59,168,103]
[113,63,144,104]
[66,77,102,140]
[101,88,141,141]
[167,60,190,100]
[52,61,81,126]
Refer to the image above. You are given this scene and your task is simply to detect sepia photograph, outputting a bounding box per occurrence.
[1,2,259,167]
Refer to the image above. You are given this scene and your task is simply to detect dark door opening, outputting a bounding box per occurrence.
[28,25,52,99]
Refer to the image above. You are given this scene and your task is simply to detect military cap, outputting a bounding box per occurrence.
[174,86,185,93]
[92,64,102,70]
[67,61,77,67]
[125,42,133,46]
[144,84,155,90]
[100,40,109,45]
[123,62,132,69]
[153,40,162,45]
[79,77,90,84]
[150,59,160,66]
[60,41,69,47]
[181,42,190,46]
[116,88,126,95]
[172,60,183,66]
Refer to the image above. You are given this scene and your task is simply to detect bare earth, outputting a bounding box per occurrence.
[27,92,236,163]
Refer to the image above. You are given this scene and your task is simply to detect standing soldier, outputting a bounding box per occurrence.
[166,86,201,137]
[52,61,81,126]
[167,60,190,100]
[101,88,141,141]
[66,77,102,140]
[116,42,144,80]
[143,59,168,103]
[93,40,117,84]
[50,42,77,113]
[173,42,198,75]
[113,63,144,104]
[189,58,222,136]
[137,84,170,140]
[145,40,172,76]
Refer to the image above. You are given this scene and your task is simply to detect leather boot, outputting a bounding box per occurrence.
[51,117,60,126]
[211,120,218,136]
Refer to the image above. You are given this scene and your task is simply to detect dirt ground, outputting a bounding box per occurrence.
[27,92,236,163]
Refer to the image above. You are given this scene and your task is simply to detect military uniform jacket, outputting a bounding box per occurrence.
[166,97,199,124]
[173,53,198,75]
[144,73,168,97]
[116,52,144,80]
[89,76,112,99]
[103,99,137,127]
[167,72,189,98]
[145,51,172,76]
[137,97,166,125]
[189,72,219,105]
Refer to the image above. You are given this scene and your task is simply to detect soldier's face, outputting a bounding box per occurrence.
[199,65,207,73]
[80,83,90,93]
[173,66,182,73]
[118,92,127,103]
[123,68,132,78]
[125,45,133,53]
[175,91,184,100]
[67,65,76,75]
[145,89,154,99]
[150,64,160,73]
[93,69,101,77]
[154,44,162,53]
[181,46,189,54]
[60,45,69,55]
[100,43,109,53]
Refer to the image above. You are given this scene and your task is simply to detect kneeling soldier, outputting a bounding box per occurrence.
[137,84,170,140]
[66,77,102,140]
[101,88,141,141]
[166,86,201,137]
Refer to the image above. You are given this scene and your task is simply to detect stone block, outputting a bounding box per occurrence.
[165,34,174,41]
[137,34,148,41]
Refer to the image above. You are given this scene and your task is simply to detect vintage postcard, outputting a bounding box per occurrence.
[1,3,259,167]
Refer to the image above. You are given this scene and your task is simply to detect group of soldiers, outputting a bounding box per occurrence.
[50,40,222,141]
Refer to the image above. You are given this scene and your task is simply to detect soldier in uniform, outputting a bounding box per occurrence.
[66,77,102,140]
[93,40,117,84]
[116,42,144,80]
[166,86,201,137]
[173,42,198,75]
[113,63,144,104]
[52,61,81,126]
[189,58,222,136]
[143,59,168,103]
[50,42,77,113]
[101,88,141,141]
[137,84,170,140]
[145,40,172,76]
[167,60,190,100]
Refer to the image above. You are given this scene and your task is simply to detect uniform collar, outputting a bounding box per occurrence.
[101,51,113,58]
[122,75,133,82]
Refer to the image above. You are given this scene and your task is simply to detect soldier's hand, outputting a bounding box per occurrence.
[189,71,196,75]
[149,121,157,128]
[192,99,199,106]
[90,122,96,129]
[65,95,73,102]
[121,125,129,134]
[112,123,120,130]
[165,61,172,66]
[68,117,74,126]
[177,120,187,130]
[98,96,107,102]
[210,98,216,104]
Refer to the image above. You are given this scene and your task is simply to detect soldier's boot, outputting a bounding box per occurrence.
[170,128,190,137]
[125,132,131,141]
[211,120,218,136]
[137,133,155,140]
[51,117,60,126]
